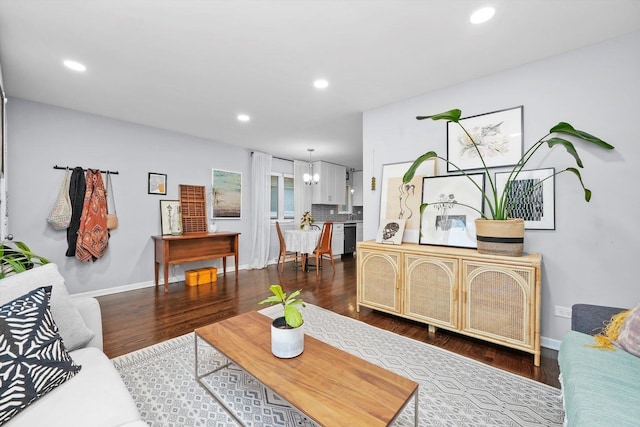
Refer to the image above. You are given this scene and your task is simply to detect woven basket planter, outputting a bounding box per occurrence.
[475,218,525,257]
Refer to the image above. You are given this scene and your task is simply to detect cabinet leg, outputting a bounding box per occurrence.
[428,325,437,334]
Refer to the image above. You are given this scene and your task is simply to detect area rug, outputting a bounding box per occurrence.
[112,304,564,426]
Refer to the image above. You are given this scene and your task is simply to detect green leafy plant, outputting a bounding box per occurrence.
[0,241,50,279]
[258,284,305,328]
[403,108,614,220]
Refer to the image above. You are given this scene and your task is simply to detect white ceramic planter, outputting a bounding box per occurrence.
[270,317,304,358]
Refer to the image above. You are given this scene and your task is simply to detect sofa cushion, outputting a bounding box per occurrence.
[559,330,640,426]
[0,264,94,351]
[0,286,81,425]
[616,304,640,357]
[4,347,143,427]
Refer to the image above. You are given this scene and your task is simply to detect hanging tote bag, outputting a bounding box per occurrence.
[47,168,73,230]
[105,171,118,230]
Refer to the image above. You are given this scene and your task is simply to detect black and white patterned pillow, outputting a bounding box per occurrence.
[0,286,81,425]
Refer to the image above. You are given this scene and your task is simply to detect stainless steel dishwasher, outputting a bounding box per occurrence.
[343,222,357,255]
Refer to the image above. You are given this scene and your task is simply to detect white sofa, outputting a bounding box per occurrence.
[0,264,147,427]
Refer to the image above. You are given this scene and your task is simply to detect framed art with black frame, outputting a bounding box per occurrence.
[148,172,167,195]
[495,167,555,230]
[419,173,485,248]
[446,106,524,172]
[379,160,436,243]
[159,200,181,235]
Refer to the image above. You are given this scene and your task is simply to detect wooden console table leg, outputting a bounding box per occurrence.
[223,257,227,275]
[154,262,159,287]
[164,262,169,293]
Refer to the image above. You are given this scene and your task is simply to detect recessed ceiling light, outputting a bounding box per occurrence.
[237,114,250,122]
[470,7,495,24]
[313,79,329,89]
[63,59,87,72]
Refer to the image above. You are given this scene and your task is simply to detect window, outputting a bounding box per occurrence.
[270,173,294,220]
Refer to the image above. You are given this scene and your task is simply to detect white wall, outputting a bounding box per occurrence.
[7,99,254,294]
[362,32,640,343]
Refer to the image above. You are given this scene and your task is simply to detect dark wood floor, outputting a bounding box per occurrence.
[97,255,560,388]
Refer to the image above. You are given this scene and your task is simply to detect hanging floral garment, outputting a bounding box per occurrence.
[76,169,109,261]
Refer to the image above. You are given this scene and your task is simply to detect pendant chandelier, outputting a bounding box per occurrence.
[303,148,320,185]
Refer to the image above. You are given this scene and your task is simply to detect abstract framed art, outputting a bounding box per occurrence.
[212,169,242,219]
[379,160,436,243]
[148,172,167,195]
[446,106,523,172]
[495,167,555,230]
[419,173,485,248]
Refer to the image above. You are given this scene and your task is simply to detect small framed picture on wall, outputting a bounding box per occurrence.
[148,172,167,195]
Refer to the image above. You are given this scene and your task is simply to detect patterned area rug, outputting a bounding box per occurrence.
[112,304,564,426]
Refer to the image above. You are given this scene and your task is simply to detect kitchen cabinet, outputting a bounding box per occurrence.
[352,171,363,206]
[356,222,363,242]
[312,161,346,205]
[332,222,344,257]
[356,241,542,366]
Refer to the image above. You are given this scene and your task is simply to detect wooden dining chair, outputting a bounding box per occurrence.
[276,221,298,272]
[311,221,335,277]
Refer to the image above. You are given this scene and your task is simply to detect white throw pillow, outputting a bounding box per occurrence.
[0,263,95,350]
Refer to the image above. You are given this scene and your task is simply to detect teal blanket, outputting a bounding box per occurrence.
[559,331,640,427]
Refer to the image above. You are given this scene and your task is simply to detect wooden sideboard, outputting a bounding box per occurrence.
[356,240,542,366]
[152,232,240,292]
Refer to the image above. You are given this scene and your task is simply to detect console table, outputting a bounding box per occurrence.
[357,241,542,365]
[152,232,240,292]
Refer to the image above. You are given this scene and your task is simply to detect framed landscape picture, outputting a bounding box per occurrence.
[419,173,485,248]
[447,106,523,172]
[496,167,555,230]
[379,160,436,243]
[212,169,242,219]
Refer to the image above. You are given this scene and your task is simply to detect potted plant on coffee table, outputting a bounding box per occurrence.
[259,284,306,358]
[403,108,614,256]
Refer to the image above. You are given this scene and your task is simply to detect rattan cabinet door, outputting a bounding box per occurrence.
[461,260,535,350]
[403,253,458,329]
[357,249,401,314]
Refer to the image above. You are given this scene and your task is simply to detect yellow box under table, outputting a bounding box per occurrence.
[185,267,218,286]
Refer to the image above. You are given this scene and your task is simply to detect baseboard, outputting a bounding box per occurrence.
[541,336,561,351]
[72,264,249,298]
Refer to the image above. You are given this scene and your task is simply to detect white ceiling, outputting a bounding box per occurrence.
[1,1,639,170]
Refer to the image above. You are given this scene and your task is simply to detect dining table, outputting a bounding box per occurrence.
[284,228,321,271]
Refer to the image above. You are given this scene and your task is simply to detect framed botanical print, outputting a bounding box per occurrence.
[419,173,485,248]
[447,106,523,172]
[159,200,181,235]
[495,168,555,230]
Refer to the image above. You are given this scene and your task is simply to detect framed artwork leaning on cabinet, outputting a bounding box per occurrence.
[380,160,436,244]
[419,173,485,249]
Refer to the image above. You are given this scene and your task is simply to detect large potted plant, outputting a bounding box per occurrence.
[258,284,306,358]
[0,241,50,279]
[403,108,614,256]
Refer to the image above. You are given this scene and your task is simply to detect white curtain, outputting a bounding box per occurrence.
[247,151,273,269]
[294,160,312,227]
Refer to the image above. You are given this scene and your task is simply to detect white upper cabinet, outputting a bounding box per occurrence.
[312,161,346,205]
[352,171,363,206]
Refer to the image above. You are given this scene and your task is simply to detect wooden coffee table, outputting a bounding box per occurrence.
[194,311,419,426]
